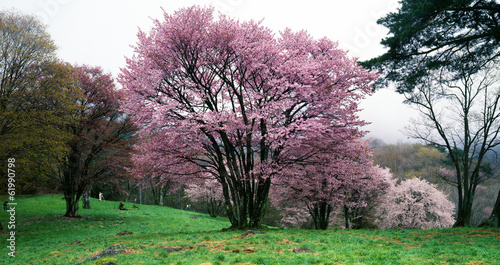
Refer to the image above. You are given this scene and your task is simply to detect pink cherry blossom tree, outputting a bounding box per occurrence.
[376,178,455,229]
[185,178,225,217]
[120,6,377,229]
[343,164,395,229]
[279,206,311,228]
[273,140,394,229]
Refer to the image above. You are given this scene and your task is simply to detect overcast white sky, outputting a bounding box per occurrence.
[1,0,419,144]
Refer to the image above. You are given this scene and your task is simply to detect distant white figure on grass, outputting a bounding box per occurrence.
[99,192,104,202]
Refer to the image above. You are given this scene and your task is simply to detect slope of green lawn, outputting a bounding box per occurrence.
[0,195,499,264]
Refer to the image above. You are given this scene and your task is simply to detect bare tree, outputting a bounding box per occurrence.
[404,60,500,227]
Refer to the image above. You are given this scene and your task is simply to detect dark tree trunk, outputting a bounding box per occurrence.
[454,184,475,227]
[454,204,473,227]
[82,190,91,209]
[64,195,80,217]
[479,189,500,228]
[159,184,165,206]
[344,206,351,229]
[207,198,223,218]
[206,121,273,230]
[249,178,271,229]
[221,177,271,230]
[310,201,332,230]
[62,144,85,217]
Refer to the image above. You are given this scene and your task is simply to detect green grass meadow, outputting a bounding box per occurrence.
[1,195,499,264]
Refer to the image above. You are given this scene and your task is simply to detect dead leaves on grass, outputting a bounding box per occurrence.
[115,230,134,237]
[232,247,258,253]
[371,236,416,250]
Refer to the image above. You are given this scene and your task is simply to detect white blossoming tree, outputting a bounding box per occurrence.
[377,178,455,229]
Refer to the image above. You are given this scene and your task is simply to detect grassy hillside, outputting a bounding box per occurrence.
[1,195,499,264]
